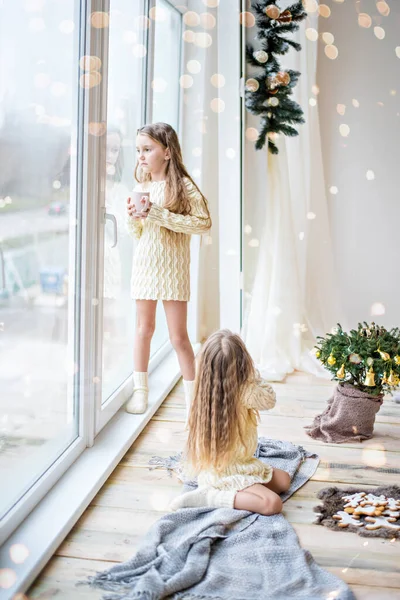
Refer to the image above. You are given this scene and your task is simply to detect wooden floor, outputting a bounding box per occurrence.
[29,373,400,599]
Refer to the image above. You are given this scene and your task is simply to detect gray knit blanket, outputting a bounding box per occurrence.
[85,438,355,600]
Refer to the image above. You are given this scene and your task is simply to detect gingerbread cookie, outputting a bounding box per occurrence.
[342,492,366,508]
[364,515,400,531]
[353,504,384,517]
[332,511,364,528]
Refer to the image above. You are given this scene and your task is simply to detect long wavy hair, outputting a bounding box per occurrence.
[134,122,211,219]
[186,329,259,474]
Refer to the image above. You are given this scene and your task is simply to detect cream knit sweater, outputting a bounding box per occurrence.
[169,375,277,511]
[127,177,211,301]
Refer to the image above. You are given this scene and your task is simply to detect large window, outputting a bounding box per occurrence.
[0,0,82,523]
[0,0,184,539]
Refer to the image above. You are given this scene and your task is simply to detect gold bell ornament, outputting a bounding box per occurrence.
[364,366,375,387]
[382,371,389,385]
[327,353,336,366]
[388,370,398,386]
[376,347,390,361]
[336,364,346,379]
[394,355,400,365]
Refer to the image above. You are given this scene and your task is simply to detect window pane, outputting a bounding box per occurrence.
[152,0,182,130]
[101,1,171,403]
[0,0,81,518]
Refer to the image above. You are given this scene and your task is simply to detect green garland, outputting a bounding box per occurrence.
[245,0,307,154]
[314,322,400,397]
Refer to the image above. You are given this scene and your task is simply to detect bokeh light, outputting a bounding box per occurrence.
[325,45,339,59]
[91,11,109,28]
[245,127,258,141]
[194,32,212,48]
[339,124,350,137]
[358,13,372,28]
[9,544,29,565]
[318,4,331,17]
[200,12,216,29]
[211,73,225,88]
[210,98,225,112]
[240,12,255,27]
[183,11,200,27]
[180,74,193,89]
[187,60,201,74]
[306,28,318,42]
[371,302,385,316]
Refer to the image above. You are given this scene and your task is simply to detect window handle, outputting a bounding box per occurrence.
[104,212,118,248]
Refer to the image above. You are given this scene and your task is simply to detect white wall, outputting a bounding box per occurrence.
[317,1,400,329]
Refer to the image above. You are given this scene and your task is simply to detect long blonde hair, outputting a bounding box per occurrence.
[134,122,211,219]
[186,329,258,473]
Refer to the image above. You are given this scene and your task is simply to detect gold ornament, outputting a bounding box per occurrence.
[336,364,345,379]
[364,366,375,387]
[382,371,388,384]
[376,348,390,361]
[265,5,280,19]
[245,78,259,92]
[366,357,374,366]
[315,350,321,358]
[277,9,292,23]
[253,50,268,63]
[388,370,397,386]
[327,353,336,366]
[394,355,400,365]
[275,71,291,86]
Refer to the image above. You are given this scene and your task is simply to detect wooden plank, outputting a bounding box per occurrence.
[28,556,113,599]
[350,585,400,599]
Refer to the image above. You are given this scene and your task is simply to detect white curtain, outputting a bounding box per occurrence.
[242,8,343,381]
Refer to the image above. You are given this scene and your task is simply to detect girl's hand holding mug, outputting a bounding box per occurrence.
[127,192,152,219]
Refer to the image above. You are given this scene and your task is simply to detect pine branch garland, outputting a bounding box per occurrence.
[245,0,307,153]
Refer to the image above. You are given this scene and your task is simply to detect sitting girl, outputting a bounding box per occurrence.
[170,329,290,515]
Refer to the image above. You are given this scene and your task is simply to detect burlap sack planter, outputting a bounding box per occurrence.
[304,382,383,444]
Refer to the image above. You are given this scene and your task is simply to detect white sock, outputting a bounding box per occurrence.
[169,487,235,512]
[125,371,148,414]
[183,379,195,427]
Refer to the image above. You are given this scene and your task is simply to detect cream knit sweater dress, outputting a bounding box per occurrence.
[126,177,211,301]
[170,375,277,510]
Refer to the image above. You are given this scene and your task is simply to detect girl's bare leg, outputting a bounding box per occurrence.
[234,470,290,515]
[133,300,157,371]
[163,300,195,380]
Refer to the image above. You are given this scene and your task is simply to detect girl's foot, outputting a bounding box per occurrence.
[125,371,148,414]
[169,487,235,511]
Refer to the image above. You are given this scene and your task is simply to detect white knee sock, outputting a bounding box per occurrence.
[183,379,195,427]
[125,371,148,414]
[169,487,235,512]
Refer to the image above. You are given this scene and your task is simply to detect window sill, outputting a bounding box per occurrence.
[0,345,197,599]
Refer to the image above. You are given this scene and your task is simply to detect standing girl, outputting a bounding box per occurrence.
[169,329,291,514]
[125,122,211,416]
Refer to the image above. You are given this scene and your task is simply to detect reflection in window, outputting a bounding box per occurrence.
[0,0,80,519]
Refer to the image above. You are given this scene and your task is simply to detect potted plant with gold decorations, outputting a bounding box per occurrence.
[305,322,400,443]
